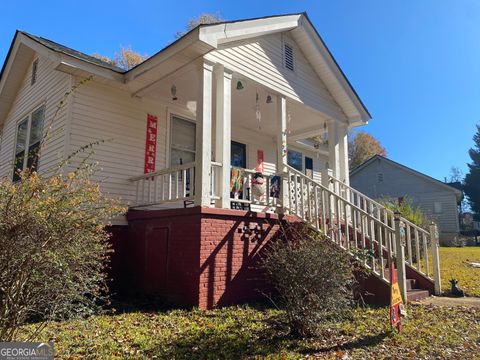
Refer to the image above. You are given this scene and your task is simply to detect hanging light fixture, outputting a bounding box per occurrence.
[170,84,178,101]
[266,95,272,104]
[236,80,244,90]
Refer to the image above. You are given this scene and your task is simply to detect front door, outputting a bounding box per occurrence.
[231,141,246,168]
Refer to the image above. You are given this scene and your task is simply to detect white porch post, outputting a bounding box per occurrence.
[195,61,213,206]
[327,119,340,179]
[338,123,349,185]
[277,96,289,209]
[214,64,232,209]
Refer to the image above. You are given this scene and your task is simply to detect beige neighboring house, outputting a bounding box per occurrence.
[350,155,463,244]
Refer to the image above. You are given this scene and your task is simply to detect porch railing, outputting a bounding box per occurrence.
[326,173,436,282]
[229,167,282,209]
[284,165,396,284]
[130,162,196,207]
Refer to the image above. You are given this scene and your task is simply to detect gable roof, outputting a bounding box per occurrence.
[351,155,463,201]
[0,12,371,126]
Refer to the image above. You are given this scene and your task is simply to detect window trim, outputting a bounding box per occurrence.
[13,104,45,180]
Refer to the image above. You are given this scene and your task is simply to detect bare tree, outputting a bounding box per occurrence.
[175,12,224,39]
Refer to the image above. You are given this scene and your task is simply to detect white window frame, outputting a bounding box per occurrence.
[13,105,45,179]
[168,113,196,168]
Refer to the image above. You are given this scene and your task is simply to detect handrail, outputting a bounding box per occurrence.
[284,165,395,230]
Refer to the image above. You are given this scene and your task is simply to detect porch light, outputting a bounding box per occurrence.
[266,95,272,104]
[236,80,244,90]
[170,84,178,101]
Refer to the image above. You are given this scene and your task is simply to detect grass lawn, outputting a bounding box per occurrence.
[22,304,480,359]
[438,246,480,296]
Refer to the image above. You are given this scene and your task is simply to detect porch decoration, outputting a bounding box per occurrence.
[230,167,244,194]
[269,176,281,198]
[255,91,261,128]
[236,80,244,90]
[251,172,266,200]
[144,114,158,174]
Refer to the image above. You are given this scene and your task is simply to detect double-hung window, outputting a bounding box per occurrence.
[13,106,45,181]
[170,115,196,166]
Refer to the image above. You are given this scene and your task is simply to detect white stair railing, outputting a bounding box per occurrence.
[284,165,396,284]
[325,172,440,293]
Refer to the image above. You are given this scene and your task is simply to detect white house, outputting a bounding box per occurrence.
[0,13,439,308]
[350,155,463,245]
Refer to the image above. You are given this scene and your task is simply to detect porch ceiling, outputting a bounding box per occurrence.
[142,67,329,140]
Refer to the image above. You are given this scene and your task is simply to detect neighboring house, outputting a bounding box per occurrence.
[350,155,463,244]
[0,13,437,308]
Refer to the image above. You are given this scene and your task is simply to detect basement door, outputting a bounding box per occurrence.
[144,227,169,294]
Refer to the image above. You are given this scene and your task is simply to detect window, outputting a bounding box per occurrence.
[13,106,45,181]
[170,116,196,166]
[378,173,384,183]
[31,59,38,85]
[305,156,313,178]
[231,141,246,168]
[434,201,442,214]
[284,43,294,71]
[287,149,302,171]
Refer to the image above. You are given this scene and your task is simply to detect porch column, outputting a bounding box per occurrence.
[338,123,350,185]
[214,64,232,209]
[195,61,213,206]
[277,96,289,209]
[327,119,341,179]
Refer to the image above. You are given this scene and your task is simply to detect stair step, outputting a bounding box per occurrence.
[406,279,417,291]
[407,289,430,302]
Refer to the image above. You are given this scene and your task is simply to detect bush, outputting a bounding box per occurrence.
[0,168,125,341]
[261,224,355,337]
[379,196,427,227]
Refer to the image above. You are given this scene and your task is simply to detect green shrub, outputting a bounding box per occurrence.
[261,224,354,337]
[0,167,126,341]
[379,196,427,227]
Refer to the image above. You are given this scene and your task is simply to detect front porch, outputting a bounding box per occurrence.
[129,59,351,214]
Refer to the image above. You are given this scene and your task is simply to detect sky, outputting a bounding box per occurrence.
[1,0,479,182]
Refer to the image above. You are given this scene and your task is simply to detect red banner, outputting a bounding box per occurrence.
[144,114,158,174]
[257,150,264,173]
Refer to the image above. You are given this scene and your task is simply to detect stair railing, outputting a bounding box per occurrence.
[283,165,396,285]
[326,172,441,295]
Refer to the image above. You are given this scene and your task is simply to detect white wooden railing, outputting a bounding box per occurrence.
[130,162,441,297]
[229,167,281,210]
[327,173,437,283]
[285,165,396,284]
[131,162,196,207]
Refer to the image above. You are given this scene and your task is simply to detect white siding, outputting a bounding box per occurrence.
[205,32,346,121]
[351,159,460,233]
[0,55,70,178]
[68,80,171,205]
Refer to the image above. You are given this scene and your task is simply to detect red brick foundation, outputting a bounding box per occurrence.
[110,207,295,309]
[108,206,408,309]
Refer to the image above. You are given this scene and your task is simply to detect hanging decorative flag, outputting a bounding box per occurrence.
[390,258,404,332]
[144,114,158,174]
